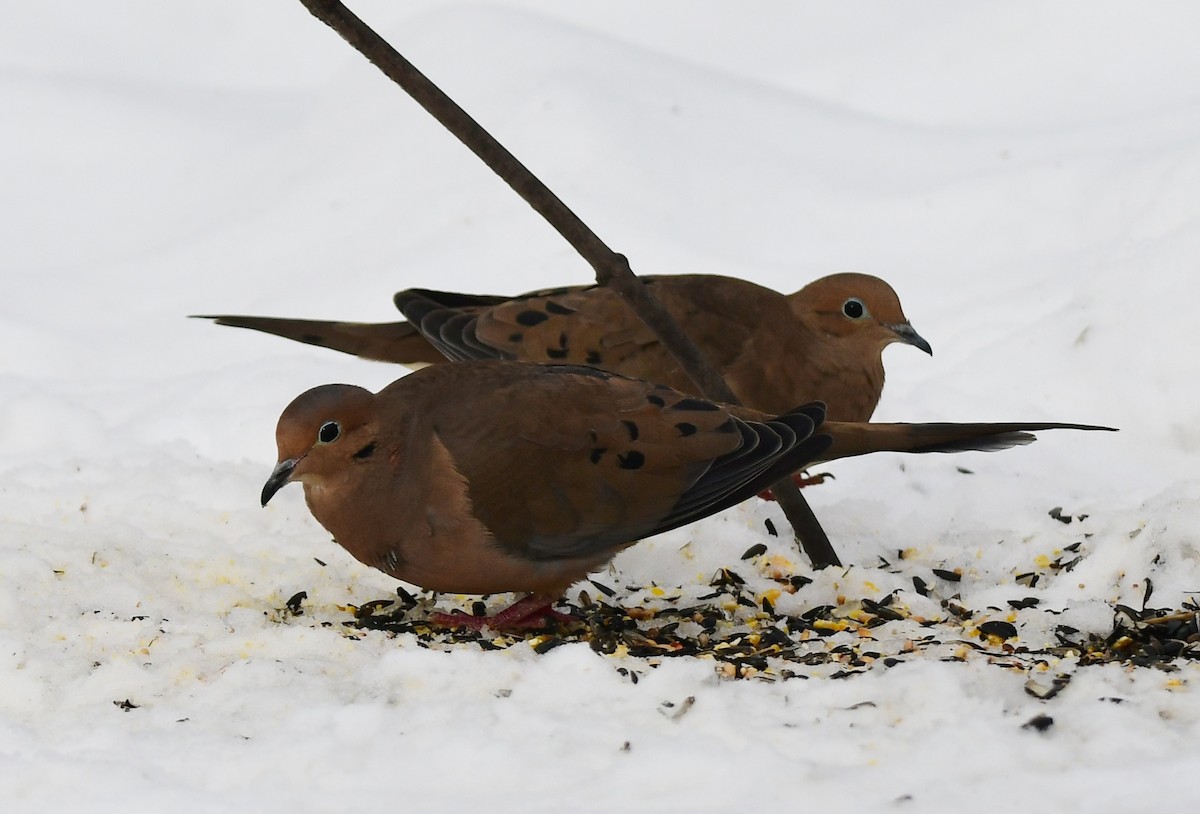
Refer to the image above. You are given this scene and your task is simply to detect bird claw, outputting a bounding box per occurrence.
[757,470,835,501]
[430,596,579,631]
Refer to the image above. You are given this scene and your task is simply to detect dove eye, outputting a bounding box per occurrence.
[842,298,867,319]
[317,421,341,444]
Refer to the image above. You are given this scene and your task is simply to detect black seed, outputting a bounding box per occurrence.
[313,558,326,567]
[675,422,697,437]
[979,620,1018,640]
[589,448,606,464]
[516,310,548,326]
[932,568,961,582]
[1022,714,1054,732]
[1048,506,1072,524]
[764,518,778,537]
[472,601,487,617]
[1007,597,1040,609]
[545,300,576,315]
[617,451,645,470]
[622,420,639,440]
[353,599,394,619]
[589,580,616,597]
[353,442,377,460]
[533,637,567,655]
[741,543,768,560]
[912,576,929,597]
[647,394,665,407]
[285,591,307,615]
[671,397,721,412]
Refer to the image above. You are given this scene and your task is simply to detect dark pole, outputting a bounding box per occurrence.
[295,0,840,568]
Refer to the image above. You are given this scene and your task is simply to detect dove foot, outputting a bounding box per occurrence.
[430,595,578,631]
[758,470,835,501]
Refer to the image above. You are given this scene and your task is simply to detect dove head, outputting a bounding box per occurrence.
[261,384,381,506]
[791,273,932,356]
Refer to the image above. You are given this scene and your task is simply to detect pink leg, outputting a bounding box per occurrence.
[757,470,834,501]
[430,594,578,631]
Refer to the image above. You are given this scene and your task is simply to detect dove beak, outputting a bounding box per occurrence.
[886,322,933,356]
[261,458,299,507]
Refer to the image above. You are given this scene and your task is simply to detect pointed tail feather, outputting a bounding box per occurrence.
[194,315,446,365]
[818,421,1117,462]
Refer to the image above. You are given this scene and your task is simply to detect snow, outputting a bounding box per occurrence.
[3,1,1199,811]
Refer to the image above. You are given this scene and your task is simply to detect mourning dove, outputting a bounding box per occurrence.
[204,273,931,420]
[260,360,1110,629]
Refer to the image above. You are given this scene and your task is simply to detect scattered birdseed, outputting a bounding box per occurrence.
[283,550,1200,685]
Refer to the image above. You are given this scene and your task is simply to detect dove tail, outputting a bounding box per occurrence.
[818,421,1116,462]
[196,315,445,365]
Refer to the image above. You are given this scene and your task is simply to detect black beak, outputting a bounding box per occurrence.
[886,322,933,356]
[261,458,298,507]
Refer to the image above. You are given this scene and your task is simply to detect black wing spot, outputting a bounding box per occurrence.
[516,310,548,327]
[546,347,569,359]
[353,442,377,460]
[647,394,666,407]
[617,450,645,470]
[590,448,607,464]
[676,422,697,437]
[508,332,524,343]
[671,398,721,412]
[585,350,602,365]
[622,420,639,441]
[715,418,738,433]
[545,300,576,315]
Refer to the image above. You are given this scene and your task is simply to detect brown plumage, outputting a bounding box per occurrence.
[203,273,931,420]
[261,360,1111,629]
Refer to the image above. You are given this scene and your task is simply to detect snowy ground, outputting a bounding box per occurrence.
[3,2,1200,811]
